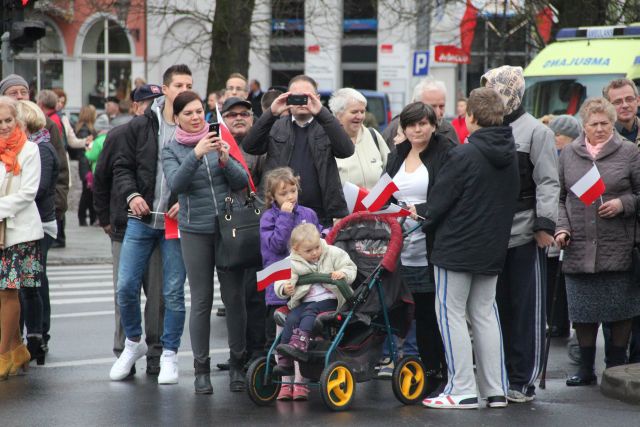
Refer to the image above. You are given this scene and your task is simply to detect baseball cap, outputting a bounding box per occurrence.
[221,97,252,114]
[132,84,163,102]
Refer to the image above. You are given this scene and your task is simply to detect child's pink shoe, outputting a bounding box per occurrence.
[277,384,293,400]
[293,384,309,401]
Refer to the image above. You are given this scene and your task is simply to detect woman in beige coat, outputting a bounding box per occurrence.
[555,97,640,387]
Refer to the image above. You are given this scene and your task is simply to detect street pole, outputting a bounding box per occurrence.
[1,31,16,78]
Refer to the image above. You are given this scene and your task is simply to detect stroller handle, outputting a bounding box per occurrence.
[296,273,353,300]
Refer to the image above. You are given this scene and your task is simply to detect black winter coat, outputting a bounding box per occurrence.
[113,105,177,226]
[422,126,520,275]
[93,124,130,241]
[35,139,59,223]
[242,107,354,223]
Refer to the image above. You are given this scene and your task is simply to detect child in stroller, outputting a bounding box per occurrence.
[273,223,357,375]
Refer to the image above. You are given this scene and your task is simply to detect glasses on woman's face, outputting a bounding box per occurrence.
[223,111,252,119]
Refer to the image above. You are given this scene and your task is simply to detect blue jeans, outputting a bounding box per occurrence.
[117,219,186,352]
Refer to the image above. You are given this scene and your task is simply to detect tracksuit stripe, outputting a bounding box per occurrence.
[493,302,509,395]
[441,268,456,395]
[528,248,544,388]
[435,267,454,394]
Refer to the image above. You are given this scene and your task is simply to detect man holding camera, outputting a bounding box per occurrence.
[242,75,354,226]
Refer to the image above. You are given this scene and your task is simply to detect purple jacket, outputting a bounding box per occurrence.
[260,204,320,306]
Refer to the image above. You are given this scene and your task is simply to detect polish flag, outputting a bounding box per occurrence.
[343,182,369,214]
[362,173,399,212]
[216,107,256,193]
[256,258,292,291]
[375,203,412,217]
[570,164,605,205]
[164,214,180,239]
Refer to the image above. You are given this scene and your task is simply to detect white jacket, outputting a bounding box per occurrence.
[0,141,44,247]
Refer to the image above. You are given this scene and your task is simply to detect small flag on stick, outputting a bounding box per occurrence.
[164,214,180,239]
[257,258,292,291]
[570,164,605,206]
[361,173,399,212]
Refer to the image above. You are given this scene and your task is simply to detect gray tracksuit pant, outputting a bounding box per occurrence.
[434,266,509,398]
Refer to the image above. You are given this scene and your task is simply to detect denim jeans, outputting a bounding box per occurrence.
[117,219,186,352]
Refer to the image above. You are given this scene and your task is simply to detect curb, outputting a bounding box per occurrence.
[601,363,640,404]
[48,258,113,266]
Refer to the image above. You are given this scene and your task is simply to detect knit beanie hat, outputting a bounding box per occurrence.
[0,74,29,95]
[480,66,525,116]
[549,115,582,139]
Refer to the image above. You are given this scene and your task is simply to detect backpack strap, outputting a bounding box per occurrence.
[368,127,381,154]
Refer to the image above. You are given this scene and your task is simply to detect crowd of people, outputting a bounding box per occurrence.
[1,63,640,411]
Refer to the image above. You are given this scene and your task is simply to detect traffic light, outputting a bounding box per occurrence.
[1,0,45,51]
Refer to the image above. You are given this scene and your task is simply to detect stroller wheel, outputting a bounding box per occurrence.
[246,356,280,406]
[320,361,356,411]
[392,356,426,405]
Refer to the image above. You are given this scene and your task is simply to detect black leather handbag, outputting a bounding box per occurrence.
[215,190,263,270]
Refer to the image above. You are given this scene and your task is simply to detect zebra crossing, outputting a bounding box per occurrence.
[48,264,223,318]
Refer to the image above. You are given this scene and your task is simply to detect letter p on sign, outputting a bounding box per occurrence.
[413,51,429,76]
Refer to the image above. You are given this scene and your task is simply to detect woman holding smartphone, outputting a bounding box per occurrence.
[162,90,249,394]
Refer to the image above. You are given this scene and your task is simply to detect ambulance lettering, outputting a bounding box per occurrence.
[543,57,611,68]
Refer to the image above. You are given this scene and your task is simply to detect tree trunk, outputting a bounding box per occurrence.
[207,0,256,95]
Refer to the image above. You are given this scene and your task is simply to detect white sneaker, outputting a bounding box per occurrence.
[157,350,179,384]
[110,338,148,381]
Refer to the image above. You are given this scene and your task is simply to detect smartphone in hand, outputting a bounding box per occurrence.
[209,122,220,135]
[286,94,308,105]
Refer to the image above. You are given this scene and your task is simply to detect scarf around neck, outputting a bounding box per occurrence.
[0,125,27,175]
[175,123,209,146]
[29,128,50,145]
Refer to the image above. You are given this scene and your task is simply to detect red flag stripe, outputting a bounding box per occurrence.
[367,184,399,212]
[578,178,605,206]
[216,107,256,193]
[257,269,291,291]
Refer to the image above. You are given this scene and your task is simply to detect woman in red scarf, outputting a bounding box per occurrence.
[0,96,44,380]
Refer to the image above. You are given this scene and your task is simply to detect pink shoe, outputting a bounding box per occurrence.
[293,384,309,401]
[277,384,293,400]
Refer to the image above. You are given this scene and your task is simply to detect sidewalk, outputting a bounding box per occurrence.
[47,211,112,265]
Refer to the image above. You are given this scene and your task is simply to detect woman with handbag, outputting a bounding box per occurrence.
[555,97,640,387]
[0,96,44,379]
[162,91,249,394]
[15,100,59,365]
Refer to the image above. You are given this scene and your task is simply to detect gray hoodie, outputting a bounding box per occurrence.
[149,96,176,229]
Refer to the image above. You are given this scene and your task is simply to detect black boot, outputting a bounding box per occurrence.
[229,354,246,392]
[26,336,45,365]
[566,346,597,386]
[194,358,213,395]
[606,345,628,369]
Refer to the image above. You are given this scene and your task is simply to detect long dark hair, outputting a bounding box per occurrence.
[173,91,203,117]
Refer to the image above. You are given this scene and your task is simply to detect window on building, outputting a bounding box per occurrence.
[343,70,376,90]
[14,21,64,96]
[271,69,303,88]
[343,0,377,35]
[81,19,133,108]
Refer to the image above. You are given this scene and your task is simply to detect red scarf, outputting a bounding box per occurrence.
[0,126,27,175]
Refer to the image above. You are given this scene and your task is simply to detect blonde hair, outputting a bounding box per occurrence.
[0,96,18,118]
[579,97,616,125]
[540,114,555,126]
[76,105,97,134]
[263,167,300,209]
[16,100,47,134]
[289,223,320,250]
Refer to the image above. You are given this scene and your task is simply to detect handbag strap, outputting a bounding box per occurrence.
[635,198,638,246]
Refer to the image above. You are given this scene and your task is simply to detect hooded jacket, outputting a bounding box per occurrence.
[260,203,320,306]
[422,126,520,274]
[113,97,178,226]
[274,239,358,310]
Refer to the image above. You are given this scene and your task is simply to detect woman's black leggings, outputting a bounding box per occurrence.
[413,291,447,375]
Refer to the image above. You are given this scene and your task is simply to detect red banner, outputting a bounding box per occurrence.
[434,0,477,64]
[434,45,471,64]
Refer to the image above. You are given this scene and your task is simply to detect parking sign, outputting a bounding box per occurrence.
[413,51,429,76]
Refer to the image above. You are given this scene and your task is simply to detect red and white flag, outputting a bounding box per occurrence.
[375,203,412,217]
[215,107,256,193]
[343,182,369,214]
[570,164,605,205]
[361,173,399,212]
[164,214,180,239]
[256,258,292,291]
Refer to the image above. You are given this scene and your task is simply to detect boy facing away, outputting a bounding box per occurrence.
[421,87,520,409]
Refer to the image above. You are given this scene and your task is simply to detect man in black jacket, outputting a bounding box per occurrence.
[93,84,164,374]
[109,65,191,385]
[242,75,354,226]
[422,88,519,410]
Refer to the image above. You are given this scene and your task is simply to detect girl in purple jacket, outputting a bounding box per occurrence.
[260,167,320,400]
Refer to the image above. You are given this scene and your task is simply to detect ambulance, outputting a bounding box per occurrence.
[523,24,640,117]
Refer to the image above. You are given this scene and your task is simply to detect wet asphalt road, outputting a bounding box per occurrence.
[1,264,639,426]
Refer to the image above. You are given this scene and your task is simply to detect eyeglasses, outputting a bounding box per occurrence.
[611,96,638,107]
[223,111,252,119]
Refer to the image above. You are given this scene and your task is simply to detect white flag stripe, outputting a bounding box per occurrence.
[343,182,360,214]
[570,165,600,197]
[375,203,406,215]
[362,173,394,208]
[257,258,291,282]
